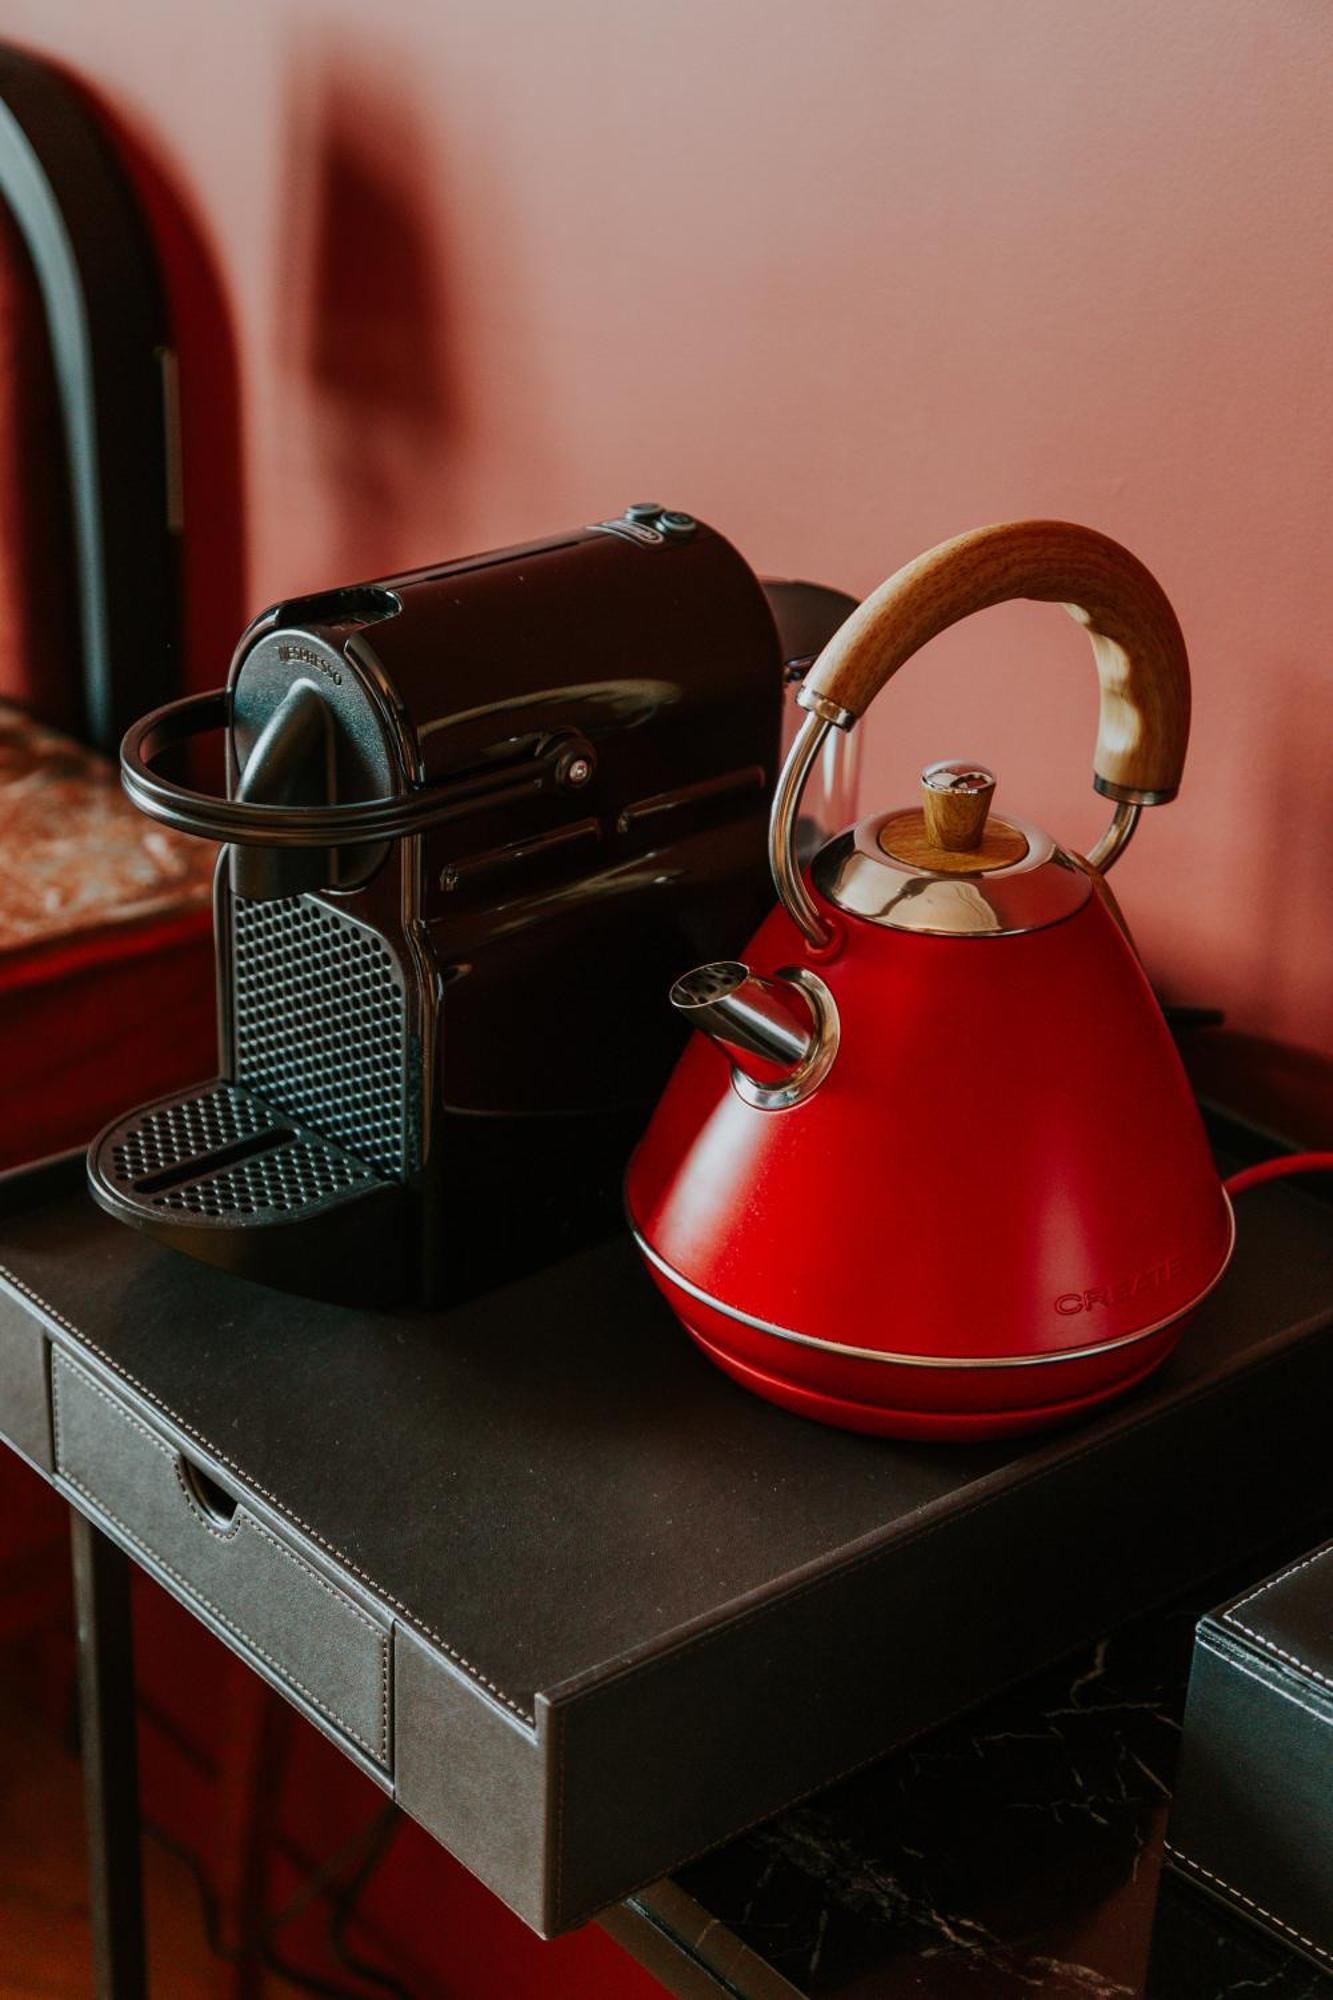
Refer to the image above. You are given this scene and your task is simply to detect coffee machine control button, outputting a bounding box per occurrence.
[590,505,696,548]
[657,510,698,540]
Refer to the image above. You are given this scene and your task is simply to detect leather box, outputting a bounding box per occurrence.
[1,1151,1331,1935]
[1167,1537,1333,1977]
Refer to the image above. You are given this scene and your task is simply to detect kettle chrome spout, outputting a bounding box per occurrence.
[670,961,839,1108]
[670,962,813,1084]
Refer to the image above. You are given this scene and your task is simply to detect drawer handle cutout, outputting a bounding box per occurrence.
[179,1455,239,1529]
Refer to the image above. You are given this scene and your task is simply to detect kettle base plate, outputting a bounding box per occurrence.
[683,1320,1183,1443]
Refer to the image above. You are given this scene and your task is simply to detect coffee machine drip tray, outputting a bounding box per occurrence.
[87,1082,407,1303]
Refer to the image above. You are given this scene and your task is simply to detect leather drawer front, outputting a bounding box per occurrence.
[52,1352,390,1769]
[0,1283,51,1470]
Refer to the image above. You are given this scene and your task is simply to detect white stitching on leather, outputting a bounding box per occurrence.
[5,1264,528,1723]
[1223,1542,1333,1692]
[547,1380,1313,1923]
[52,1353,389,1763]
[1165,1844,1331,1965]
[63,1462,387,1762]
[1226,1620,1333,1696]
[56,1355,385,1638]
[14,1253,1323,1759]
[1194,1634,1331,1728]
[1229,1542,1333,1617]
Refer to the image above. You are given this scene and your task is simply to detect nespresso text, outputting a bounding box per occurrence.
[278,642,342,686]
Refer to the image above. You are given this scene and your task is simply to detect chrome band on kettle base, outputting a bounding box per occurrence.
[631,1195,1235,1369]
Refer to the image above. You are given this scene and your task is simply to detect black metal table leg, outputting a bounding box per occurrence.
[70,1511,147,2000]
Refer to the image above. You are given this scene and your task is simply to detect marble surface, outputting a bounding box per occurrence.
[675,1532,1333,1999]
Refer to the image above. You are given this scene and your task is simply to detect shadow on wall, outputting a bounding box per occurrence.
[1257,655,1333,1049]
[278,54,461,583]
[1175,650,1333,1140]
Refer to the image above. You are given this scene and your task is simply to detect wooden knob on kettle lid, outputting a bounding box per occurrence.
[877,759,1028,872]
[920,760,995,851]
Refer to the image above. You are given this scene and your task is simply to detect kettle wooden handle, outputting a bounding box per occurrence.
[802,520,1190,803]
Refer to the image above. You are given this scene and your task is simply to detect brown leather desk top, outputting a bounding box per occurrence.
[1,1155,1330,1933]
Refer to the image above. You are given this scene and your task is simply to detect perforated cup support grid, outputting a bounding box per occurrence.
[92,1082,382,1226]
[86,888,419,1300]
[87,1076,411,1302]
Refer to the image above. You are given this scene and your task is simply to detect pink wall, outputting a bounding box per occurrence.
[7,0,1332,1060]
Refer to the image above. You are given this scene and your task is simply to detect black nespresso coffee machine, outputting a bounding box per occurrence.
[88,507,855,1304]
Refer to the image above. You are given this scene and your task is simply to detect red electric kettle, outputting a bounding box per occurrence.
[626,520,1234,1441]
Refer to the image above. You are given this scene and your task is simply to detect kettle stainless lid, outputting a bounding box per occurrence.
[810,757,1092,937]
